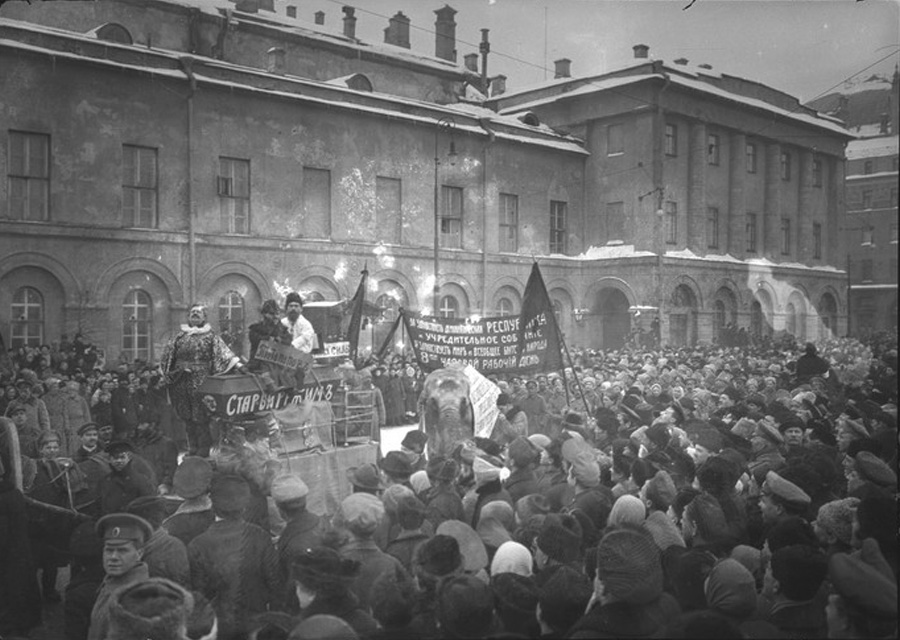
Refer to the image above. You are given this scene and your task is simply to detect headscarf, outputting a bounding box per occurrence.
[490,541,533,577]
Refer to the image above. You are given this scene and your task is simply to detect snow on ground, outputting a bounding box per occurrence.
[379,423,420,456]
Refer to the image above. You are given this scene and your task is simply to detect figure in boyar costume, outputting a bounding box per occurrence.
[161,304,245,457]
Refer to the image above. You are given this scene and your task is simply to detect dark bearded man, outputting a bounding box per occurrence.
[161,304,245,456]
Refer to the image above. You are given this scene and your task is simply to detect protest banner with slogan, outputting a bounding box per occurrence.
[463,364,500,438]
[197,373,340,418]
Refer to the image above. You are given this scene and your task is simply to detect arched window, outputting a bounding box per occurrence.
[305,291,325,303]
[552,300,563,321]
[219,291,245,354]
[122,289,152,362]
[497,297,514,317]
[439,295,459,319]
[10,286,44,348]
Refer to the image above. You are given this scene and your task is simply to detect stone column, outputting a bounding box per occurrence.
[728,132,746,255]
[827,156,844,266]
[764,142,782,260]
[797,149,814,264]
[688,122,708,251]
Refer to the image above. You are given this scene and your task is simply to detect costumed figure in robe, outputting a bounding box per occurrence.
[161,303,245,457]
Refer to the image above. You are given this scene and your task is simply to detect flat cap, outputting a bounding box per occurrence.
[106,440,134,456]
[762,470,811,506]
[96,513,153,546]
[77,422,99,436]
[173,456,213,499]
[271,473,309,504]
[339,492,385,536]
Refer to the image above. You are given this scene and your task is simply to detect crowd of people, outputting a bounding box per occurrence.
[0,323,897,639]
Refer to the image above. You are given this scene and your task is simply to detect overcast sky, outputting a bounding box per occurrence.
[319,0,900,104]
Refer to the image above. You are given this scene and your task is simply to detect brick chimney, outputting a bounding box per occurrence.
[674,57,688,65]
[633,43,649,59]
[235,0,259,13]
[267,47,285,74]
[314,11,325,25]
[491,74,507,97]
[384,11,411,49]
[434,5,457,62]
[286,5,296,18]
[554,58,571,79]
[464,53,478,72]
[343,6,357,39]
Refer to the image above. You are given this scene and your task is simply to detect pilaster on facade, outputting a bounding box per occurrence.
[688,121,708,252]
[764,142,782,261]
[728,132,747,256]
[797,149,814,264]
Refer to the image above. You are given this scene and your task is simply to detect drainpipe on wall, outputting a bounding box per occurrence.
[478,118,496,315]
[654,62,671,345]
[179,56,198,303]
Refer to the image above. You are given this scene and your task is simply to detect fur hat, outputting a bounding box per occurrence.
[380,450,413,479]
[108,578,194,640]
[436,575,495,639]
[437,520,489,572]
[596,528,663,605]
[209,474,251,513]
[291,547,360,591]
[284,292,304,308]
[536,514,583,563]
[507,436,539,468]
[491,572,538,617]
[815,498,860,546]
[288,615,357,640]
[415,534,463,578]
[426,456,459,483]
[643,470,677,510]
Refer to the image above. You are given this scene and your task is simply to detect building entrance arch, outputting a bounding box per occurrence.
[591,287,631,349]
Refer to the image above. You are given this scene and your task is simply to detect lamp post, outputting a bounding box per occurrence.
[433,116,457,314]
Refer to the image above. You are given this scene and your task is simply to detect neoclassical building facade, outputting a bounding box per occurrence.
[1,0,851,362]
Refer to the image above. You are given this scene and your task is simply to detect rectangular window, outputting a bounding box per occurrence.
[302,167,331,238]
[781,152,791,181]
[707,134,720,165]
[894,157,899,171]
[746,212,758,253]
[218,157,250,234]
[812,159,823,187]
[781,217,791,254]
[550,200,567,253]
[8,130,50,221]
[891,223,898,243]
[746,142,757,173]
[862,190,872,209]
[440,185,463,249]
[375,176,402,244]
[706,206,719,248]
[606,201,625,241]
[665,124,677,156]
[864,160,873,175]
[861,259,873,282]
[891,188,898,207]
[607,124,624,156]
[123,145,157,228]
[664,201,677,244]
[813,222,822,259]
[499,193,518,252]
[862,226,874,246]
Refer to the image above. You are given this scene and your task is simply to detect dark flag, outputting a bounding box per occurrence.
[347,264,368,367]
[518,262,564,372]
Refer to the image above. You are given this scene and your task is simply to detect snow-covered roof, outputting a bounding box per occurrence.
[846,135,899,160]
[665,248,844,273]
[152,0,469,76]
[846,171,898,181]
[0,23,587,156]
[499,69,849,138]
